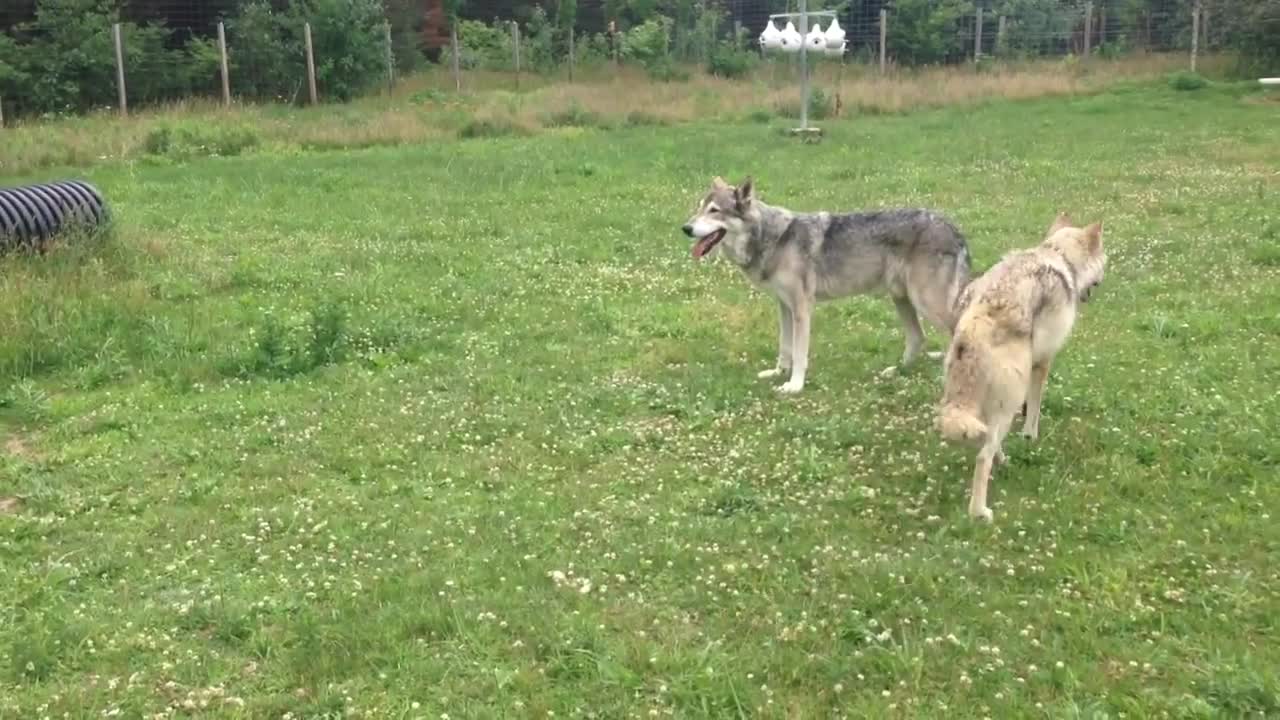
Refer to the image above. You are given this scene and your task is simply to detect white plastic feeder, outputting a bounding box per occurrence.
[760,21,783,52]
[824,16,846,49]
[824,41,846,58]
[780,21,802,53]
[805,24,826,52]
[1260,78,1280,86]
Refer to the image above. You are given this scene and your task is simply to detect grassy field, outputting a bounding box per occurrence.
[1,75,1279,718]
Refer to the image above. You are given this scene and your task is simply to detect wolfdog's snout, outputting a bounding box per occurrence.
[681,224,694,237]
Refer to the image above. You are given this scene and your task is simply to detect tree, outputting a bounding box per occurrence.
[888,0,974,65]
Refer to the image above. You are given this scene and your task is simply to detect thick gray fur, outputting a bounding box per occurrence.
[682,176,972,393]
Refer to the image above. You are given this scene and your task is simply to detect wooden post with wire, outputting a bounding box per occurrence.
[974,7,982,63]
[113,23,128,116]
[304,22,318,104]
[879,9,887,74]
[450,24,461,92]
[384,22,395,93]
[1083,2,1092,57]
[512,22,521,90]
[1190,1,1200,72]
[217,21,231,106]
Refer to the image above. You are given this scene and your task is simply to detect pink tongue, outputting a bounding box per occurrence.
[691,232,720,260]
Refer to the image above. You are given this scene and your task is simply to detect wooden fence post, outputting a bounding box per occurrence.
[974,7,983,62]
[384,22,395,92]
[217,21,231,106]
[304,22,318,104]
[1098,6,1106,50]
[879,8,887,73]
[568,27,575,82]
[450,24,461,92]
[997,15,1007,56]
[113,23,128,116]
[1083,2,1092,57]
[1190,1,1200,71]
[512,22,521,90]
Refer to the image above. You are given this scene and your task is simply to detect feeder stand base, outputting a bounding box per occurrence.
[789,126,823,143]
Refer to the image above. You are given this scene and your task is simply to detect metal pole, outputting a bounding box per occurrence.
[218,21,231,106]
[798,0,808,131]
[112,23,128,116]
[997,15,1006,56]
[568,27,575,82]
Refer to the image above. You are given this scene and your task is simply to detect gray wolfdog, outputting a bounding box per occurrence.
[681,176,972,393]
[937,213,1106,522]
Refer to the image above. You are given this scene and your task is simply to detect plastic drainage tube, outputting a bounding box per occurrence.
[0,180,110,250]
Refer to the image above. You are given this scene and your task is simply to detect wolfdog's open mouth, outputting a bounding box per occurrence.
[691,229,725,260]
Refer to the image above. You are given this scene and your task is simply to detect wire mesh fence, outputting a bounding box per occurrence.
[0,0,1239,122]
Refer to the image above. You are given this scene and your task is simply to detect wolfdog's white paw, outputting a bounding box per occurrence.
[994,448,1007,465]
[776,380,804,394]
[969,506,995,523]
[758,367,787,379]
[879,365,899,378]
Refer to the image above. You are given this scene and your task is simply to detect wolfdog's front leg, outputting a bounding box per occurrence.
[777,301,811,394]
[759,300,793,380]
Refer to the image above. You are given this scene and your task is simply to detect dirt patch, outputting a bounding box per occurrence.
[4,434,38,460]
[0,497,21,514]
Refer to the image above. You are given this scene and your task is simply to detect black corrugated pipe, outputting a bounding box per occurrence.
[0,180,110,251]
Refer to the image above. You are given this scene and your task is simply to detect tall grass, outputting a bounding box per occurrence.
[0,53,1221,177]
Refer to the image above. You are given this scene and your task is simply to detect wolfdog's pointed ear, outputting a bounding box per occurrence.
[712,176,730,190]
[1084,221,1103,251]
[735,177,755,209]
[1047,211,1074,236]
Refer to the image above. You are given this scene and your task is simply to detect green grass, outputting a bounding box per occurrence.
[1,81,1279,718]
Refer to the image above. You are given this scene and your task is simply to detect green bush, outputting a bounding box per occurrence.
[544,102,603,128]
[457,19,512,70]
[144,122,261,159]
[622,17,672,68]
[225,0,387,103]
[707,45,757,79]
[887,0,974,65]
[457,117,526,139]
[1168,71,1208,91]
[225,1,306,102]
[777,86,835,120]
[296,0,389,102]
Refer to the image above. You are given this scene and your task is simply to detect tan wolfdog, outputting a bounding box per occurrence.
[937,213,1106,522]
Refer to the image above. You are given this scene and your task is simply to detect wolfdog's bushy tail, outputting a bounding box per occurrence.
[937,403,987,444]
[937,331,988,444]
